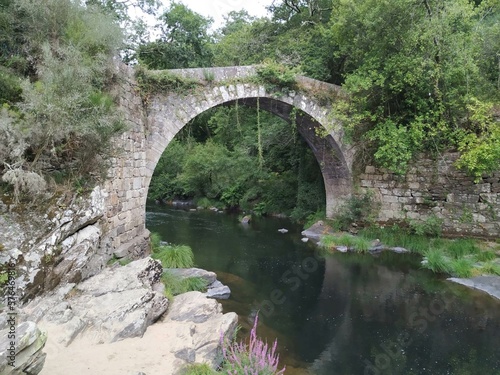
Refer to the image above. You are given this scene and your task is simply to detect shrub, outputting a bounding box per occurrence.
[152,244,194,268]
[479,262,500,276]
[408,215,443,237]
[333,193,375,231]
[446,239,480,259]
[255,60,299,92]
[136,67,201,96]
[220,314,285,375]
[475,250,496,262]
[321,234,372,253]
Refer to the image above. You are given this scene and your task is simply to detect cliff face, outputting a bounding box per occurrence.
[0,187,115,303]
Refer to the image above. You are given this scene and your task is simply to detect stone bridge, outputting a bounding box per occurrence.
[104,64,355,256]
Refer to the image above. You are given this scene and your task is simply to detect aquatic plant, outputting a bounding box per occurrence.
[221,314,286,375]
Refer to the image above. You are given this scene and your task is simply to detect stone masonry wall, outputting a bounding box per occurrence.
[358,152,500,237]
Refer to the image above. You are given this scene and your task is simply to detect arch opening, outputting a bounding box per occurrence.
[147,98,328,220]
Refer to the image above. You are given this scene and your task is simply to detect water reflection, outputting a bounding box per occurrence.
[146,204,500,374]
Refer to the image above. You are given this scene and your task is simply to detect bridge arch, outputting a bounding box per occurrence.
[103,65,354,256]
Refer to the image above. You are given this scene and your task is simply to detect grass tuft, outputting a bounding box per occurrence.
[152,244,194,268]
[181,363,217,375]
[161,271,208,299]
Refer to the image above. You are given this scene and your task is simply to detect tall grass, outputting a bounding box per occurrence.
[356,225,500,277]
[424,248,451,274]
[161,271,208,300]
[150,232,162,252]
[153,244,194,268]
[446,239,480,259]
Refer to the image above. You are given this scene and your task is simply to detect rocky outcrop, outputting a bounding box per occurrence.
[0,187,111,303]
[165,291,238,370]
[0,321,47,375]
[448,275,500,300]
[301,220,334,242]
[21,258,168,345]
[167,268,231,299]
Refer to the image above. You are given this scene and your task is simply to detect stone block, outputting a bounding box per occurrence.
[365,166,376,174]
[383,195,399,203]
[133,177,143,190]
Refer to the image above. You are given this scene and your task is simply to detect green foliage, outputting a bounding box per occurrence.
[332,193,375,231]
[408,215,443,237]
[137,2,213,69]
[107,255,131,266]
[0,0,125,200]
[449,258,474,278]
[303,210,326,230]
[136,67,202,96]
[446,239,480,259]
[476,249,496,262]
[152,244,194,268]
[161,271,208,298]
[356,225,499,277]
[423,248,452,274]
[479,261,500,276]
[181,363,216,375]
[255,60,299,92]
[150,232,162,252]
[0,68,22,105]
[455,100,500,181]
[329,0,500,177]
[322,234,371,253]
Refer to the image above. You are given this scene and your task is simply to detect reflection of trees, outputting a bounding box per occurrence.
[306,252,500,374]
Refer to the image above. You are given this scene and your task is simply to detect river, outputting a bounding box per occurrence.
[146,203,500,375]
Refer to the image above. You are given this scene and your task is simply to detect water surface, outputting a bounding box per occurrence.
[146,204,500,375]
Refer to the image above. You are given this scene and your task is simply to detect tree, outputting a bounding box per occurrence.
[137,2,213,69]
[329,0,500,175]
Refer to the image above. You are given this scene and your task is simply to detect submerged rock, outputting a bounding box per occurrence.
[278,228,288,234]
[241,215,251,224]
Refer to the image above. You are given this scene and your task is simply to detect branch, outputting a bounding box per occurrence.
[284,0,301,13]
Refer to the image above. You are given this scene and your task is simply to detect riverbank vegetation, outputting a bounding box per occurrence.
[182,314,285,375]
[0,0,132,203]
[321,225,500,278]
[149,232,207,300]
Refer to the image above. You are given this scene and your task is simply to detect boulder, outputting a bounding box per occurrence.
[240,215,251,224]
[166,268,231,299]
[22,257,169,345]
[205,280,231,299]
[0,321,47,375]
[166,268,217,285]
[301,220,335,241]
[165,291,238,369]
